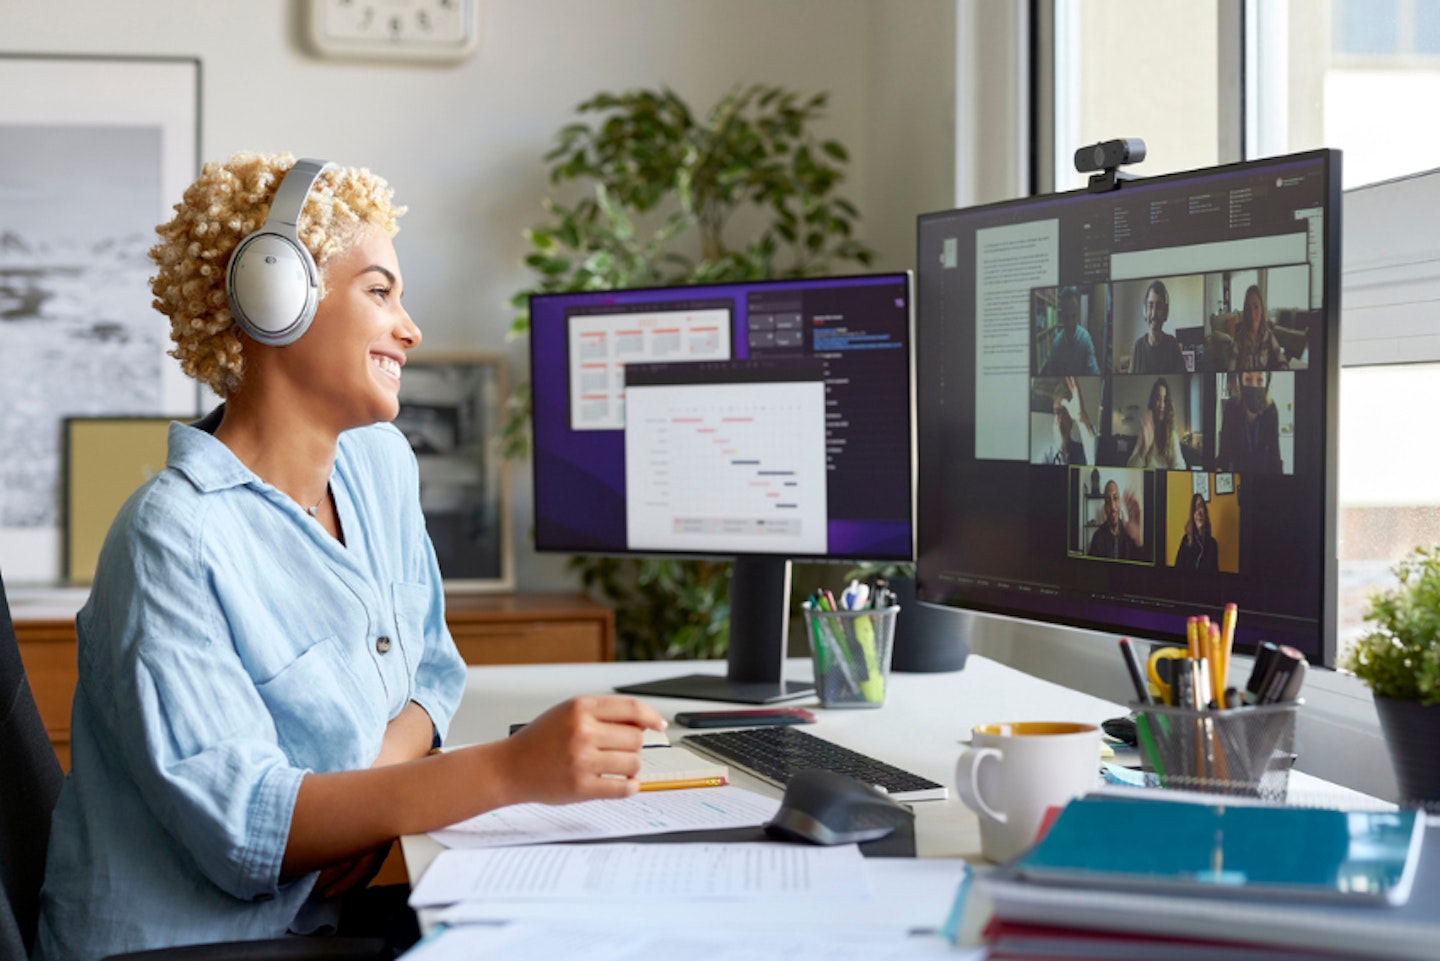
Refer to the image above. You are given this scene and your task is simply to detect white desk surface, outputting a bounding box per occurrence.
[401,654,1128,883]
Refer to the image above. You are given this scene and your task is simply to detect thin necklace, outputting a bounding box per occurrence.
[305,485,329,517]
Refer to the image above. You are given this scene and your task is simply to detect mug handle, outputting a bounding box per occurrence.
[954,747,1007,824]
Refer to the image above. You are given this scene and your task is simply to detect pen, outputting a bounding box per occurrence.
[1244,641,1279,706]
[1117,637,1152,706]
[1258,644,1307,704]
[639,776,727,792]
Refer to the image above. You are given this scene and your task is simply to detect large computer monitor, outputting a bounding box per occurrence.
[530,273,915,702]
[915,149,1341,666]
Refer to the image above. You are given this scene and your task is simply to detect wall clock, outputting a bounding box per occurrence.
[309,0,480,62]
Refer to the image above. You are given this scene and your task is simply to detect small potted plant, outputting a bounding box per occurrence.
[1342,545,1440,809]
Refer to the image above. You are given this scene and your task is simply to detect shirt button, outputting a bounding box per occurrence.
[376,636,392,655]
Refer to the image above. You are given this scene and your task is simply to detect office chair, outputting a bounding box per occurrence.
[0,568,392,961]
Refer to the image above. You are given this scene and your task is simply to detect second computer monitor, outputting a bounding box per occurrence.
[530,272,915,701]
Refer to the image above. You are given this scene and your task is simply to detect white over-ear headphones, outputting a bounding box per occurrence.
[226,158,334,346]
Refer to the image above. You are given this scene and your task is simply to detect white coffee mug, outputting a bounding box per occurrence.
[954,721,1100,863]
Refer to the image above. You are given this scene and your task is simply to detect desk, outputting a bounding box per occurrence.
[402,654,1130,883]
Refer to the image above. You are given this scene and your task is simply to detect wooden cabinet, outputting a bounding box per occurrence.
[444,592,615,664]
[13,591,613,771]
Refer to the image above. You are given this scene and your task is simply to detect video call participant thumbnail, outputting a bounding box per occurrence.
[1037,285,1102,377]
[1082,469,1151,564]
[1032,376,1098,466]
[1130,279,1185,375]
[1217,371,1291,474]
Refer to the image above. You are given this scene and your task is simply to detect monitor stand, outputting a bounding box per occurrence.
[614,557,815,704]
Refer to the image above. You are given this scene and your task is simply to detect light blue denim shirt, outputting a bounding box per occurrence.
[34,416,467,961]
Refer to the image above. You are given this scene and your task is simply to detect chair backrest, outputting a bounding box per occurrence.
[0,569,65,959]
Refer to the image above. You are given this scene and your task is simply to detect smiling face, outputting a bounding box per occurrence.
[1144,285,1168,336]
[1192,494,1208,534]
[1151,382,1169,420]
[280,226,420,430]
[1103,480,1120,530]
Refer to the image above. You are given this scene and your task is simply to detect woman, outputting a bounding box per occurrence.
[34,153,665,960]
[1127,377,1185,470]
[1174,492,1220,573]
[1232,284,1288,372]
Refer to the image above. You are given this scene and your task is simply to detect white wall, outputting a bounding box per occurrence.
[2,0,960,589]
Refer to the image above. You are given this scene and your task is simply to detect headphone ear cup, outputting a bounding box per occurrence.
[227,232,319,346]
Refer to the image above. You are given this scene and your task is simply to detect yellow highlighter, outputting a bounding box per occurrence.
[853,613,885,703]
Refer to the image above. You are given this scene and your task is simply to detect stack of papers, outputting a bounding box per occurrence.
[410,781,971,958]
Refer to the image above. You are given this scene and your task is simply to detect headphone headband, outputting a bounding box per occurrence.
[226,157,334,347]
[266,158,329,229]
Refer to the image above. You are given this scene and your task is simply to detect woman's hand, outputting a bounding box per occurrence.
[1138,409,1155,453]
[313,843,391,899]
[493,695,667,806]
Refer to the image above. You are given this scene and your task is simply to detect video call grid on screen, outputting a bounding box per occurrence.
[529,273,915,563]
[915,151,1340,664]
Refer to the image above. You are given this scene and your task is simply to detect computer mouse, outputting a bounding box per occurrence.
[1101,715,1138,746]
[763,769,915,846]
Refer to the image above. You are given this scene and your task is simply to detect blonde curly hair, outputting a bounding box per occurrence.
[149,151,405,397]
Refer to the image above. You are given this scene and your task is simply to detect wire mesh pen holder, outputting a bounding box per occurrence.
[1130,701,1299,801]
[803,606,899,708]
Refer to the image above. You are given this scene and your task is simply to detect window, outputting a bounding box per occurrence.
[1252,1,1440,187]
[1047,1,1440,662]
[1049,0,1221,193]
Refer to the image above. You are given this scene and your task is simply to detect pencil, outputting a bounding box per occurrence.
[1207,622,1224,709]
[638,777,727,792]
[1220,602,1238,692]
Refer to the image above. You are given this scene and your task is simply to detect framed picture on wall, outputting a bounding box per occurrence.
[0,54,201,583]
[1192,471,1211,501]
[63,416,174,585]
[393,354,513,592]
[1215,471,1234,495]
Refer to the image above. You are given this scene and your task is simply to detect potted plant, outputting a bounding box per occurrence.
[506,84,875,661]
[1342,544,1440,809]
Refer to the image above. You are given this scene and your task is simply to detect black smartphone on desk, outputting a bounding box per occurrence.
[674,708,817,729]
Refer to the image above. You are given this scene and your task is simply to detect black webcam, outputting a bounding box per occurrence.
[1074,138,1147,174]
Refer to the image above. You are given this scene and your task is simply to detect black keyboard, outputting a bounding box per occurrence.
[679,726,948,802]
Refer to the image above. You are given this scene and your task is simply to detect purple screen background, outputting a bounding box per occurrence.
[530,275,913,561]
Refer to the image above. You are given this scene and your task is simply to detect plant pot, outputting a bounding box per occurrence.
[1374,695,1440,810]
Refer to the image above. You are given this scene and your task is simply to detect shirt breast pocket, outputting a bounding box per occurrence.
[254,634,378,772]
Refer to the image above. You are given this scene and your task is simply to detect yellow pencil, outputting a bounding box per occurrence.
[1220,602,1238,692]
[1208,622,1224,707]
[639,777,727,792]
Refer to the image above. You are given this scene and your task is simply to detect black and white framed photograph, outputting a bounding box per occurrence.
[0,55,200,583]
[393,354,513,591]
